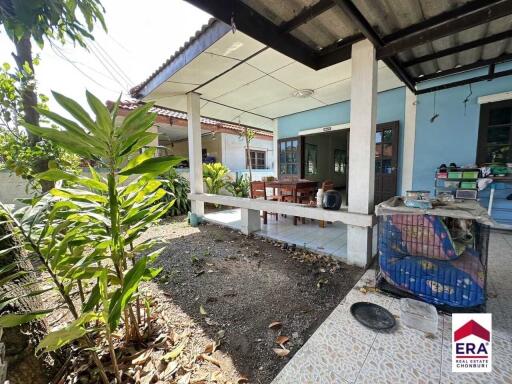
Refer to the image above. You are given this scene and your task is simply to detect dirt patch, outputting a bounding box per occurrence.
[140,217,363,384]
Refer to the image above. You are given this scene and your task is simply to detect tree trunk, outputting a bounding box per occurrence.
[0,219,50,384]
[13,35,52,192]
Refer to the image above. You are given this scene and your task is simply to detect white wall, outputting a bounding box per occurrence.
[221,133,274,171]
[0,171,33,206]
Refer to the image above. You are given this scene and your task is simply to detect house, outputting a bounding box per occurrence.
[130,1,512,267]
[114,101,274,176]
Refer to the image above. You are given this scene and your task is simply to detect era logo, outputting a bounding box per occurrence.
[452,313,492,372]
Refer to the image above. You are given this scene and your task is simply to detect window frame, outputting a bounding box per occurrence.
[246,149,266,169]
[477,99,512,165]
[277,136,303,177]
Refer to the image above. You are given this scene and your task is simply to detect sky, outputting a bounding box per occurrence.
[0,0,211,112]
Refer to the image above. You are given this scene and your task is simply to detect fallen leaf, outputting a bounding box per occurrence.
[275,336,289,346]
[216,329,225,339]
[237,375,249,383]
[204,341,219,354]
[359,287,368,294]
[132,349,152,365]
[162,340,186,361]
[268,321,282,330]
[177,372,191,384]
[162,361,179,378]
[199,304,208,316]
[198,353,222,367]
[210,371,223,382]
[273,347,290,357]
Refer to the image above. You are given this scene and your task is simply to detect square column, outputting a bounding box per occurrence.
[347,39,377,267]
[187,92,204,216]
[272,119,279,177]
[240,208,261,235]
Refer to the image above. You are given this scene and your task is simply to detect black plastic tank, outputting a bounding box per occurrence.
[322,190,342,210]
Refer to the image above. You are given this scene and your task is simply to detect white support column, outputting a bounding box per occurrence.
[187,92,204,216]
[272,119,279,177]
[240,208,261,235]
[401,88,417,193]
[347,39,378,267]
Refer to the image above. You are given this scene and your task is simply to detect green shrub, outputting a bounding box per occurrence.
[228,173,250,197]
[160,168,191,216]
[203,162,230,195]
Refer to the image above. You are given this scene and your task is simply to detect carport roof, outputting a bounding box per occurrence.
[131,1,512,130]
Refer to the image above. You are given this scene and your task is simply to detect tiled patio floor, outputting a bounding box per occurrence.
[204,208,348,259]
[272,230,512,384]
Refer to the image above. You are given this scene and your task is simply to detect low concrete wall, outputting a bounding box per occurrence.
[0,171,33,205]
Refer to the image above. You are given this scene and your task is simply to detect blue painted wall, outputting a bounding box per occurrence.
[278,87,407,193]
[413,63,512,225]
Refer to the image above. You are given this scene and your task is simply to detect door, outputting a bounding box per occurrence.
[374,121,399,205]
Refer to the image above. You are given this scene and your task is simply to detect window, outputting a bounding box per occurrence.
[305,143,318,175]
[278,138,300,176]
[478,100,512,164]
[247,150,266,169]
[334,149,346,174]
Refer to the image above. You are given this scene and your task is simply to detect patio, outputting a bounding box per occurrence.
[204,208,350,259]
[271,229,512,384]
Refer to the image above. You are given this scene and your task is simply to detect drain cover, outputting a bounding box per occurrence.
[350,302,395,330]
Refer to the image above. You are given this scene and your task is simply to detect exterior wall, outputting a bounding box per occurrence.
[0,171,33,205]
[413,62,512,225]
[278,87,406,193]
[164,133,222,162]
[221,133,274,171]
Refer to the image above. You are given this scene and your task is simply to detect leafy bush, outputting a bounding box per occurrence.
[0,92,183,383]
[160,168,191,216]
[203,162,230,195]
[228,173,250,197]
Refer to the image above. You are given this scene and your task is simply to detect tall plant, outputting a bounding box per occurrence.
[0,0,106,191]
[0,92,183,383]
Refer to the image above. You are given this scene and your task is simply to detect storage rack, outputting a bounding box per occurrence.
[434,168,479,198]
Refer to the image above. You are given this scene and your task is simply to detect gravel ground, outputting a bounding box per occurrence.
[139,216,363,384]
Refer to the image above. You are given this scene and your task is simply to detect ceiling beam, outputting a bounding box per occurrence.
[382,0,501,43]
[414,52,512,82]
[403,29,512,67]
[279,0,335,33]
[332,0,416,91]
[378,0,512,59]
[183,0,318,69]
[416,68,512,95]
[316,33,364,68]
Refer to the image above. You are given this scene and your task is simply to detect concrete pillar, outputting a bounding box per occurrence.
[347,39,377,267]
[187,92,204,216]
[240,208,261,235]
[272,119,279,177]
[401,88,417,193]
[148,125,159,149]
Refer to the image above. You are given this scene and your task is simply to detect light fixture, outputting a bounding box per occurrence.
[292,89,314,98]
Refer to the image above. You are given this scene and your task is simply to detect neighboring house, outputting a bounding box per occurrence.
[114,101,274,174]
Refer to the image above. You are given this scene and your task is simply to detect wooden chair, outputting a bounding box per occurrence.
[322,180,334,192]
[250,181,278,224]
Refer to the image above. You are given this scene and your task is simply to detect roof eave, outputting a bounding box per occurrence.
[130,19,231,99]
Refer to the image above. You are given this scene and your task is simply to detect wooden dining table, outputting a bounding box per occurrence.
[266,179,318,202]
[265,179,318,225]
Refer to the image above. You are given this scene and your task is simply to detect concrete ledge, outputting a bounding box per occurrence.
[188,193,376,228]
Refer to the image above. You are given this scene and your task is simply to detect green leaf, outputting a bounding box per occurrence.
[37,169,108,192]
[0,245,22,257]
[82,283,100,312]
[36,312,98,353]
[0,309,53,328]
[118,156,185,176]
[108,257,147,330]
[0,271,28,286]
